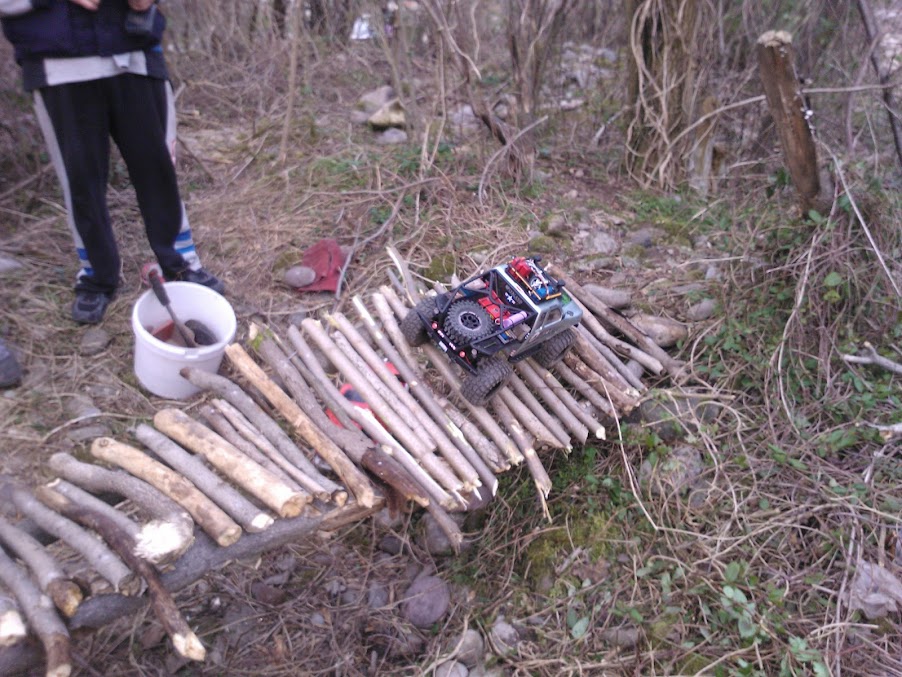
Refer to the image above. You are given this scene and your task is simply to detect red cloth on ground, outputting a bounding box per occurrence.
[296,238,346,293]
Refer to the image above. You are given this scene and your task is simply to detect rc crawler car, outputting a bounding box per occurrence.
[401,256,583,406]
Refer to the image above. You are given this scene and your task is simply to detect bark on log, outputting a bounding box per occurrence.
[180,368,341,498]
[442,405,508,473]
[579,322,646,391]
[90,438,242,548]
[0,546,70,677]
[152,410,311,518]
[47,453,195,563]
[46,480,139,542]
[0,517,82,618]
[507,372,575,447]
[757,30,825,216]
[566,277,685,378]
[568,340,639,413]
[11,487,138,596]
[287,325,451,508]
[224,344,377,508]
[199,404,301,490]
[353,296,499,494]
[498,387,562,450]
[135,424,275,531]
[34,487,205,662]
[491,399,552,505]
[519,360,605,440]
[257,337,430,508]
[300,320,462,497]
[330,311,483,490]
[552,359,617,418]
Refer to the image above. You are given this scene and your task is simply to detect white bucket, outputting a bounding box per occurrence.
[131,282,236,399]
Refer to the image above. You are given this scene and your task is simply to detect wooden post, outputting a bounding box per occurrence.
[757,30,824,216]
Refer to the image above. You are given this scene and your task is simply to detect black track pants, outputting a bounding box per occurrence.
[34,74,200,294]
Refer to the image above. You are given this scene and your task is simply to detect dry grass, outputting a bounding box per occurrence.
[2,4,902,676]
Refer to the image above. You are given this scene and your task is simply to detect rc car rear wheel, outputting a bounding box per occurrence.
[460,357,513,407]
[401,296,442,346]
[444,300,495,345]
[533,328,576,368]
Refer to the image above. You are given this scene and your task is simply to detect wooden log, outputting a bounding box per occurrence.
[300,320,463,497]
[46,480,140,543]
[0,546,70,677]
[256,336,430,508]
[223,344,377,508]
[518,360,604,440]
[180,368,342,498]
[506,372,574,447]
[491,399,552,511]
[47,453,195,563]
[135,424,275,532]
[756,30,824,215]
[568,340,639,413]
[0,587,26,648]
[498,387,562,450]
[333,323,482,493]
[0,517,82,618]
[152,410,311,518]
[370,292,421,378]
[353,296,499,495]
[35,487,205,662]
[11,487,138,596]
[90,438,242,547]
[566,278,684,378]
[287,326,453,509]
[442,405,508,473]
[199,404,302,491]
[579,324,646,391]
[551,359,617,418]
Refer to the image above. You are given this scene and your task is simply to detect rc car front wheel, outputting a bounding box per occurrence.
[444,299,495,345]
[460,357,513,407]
[533,328,576,368]
[400,296,443,346]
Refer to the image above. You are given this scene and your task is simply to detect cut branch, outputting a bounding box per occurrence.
[34,487,205,662]
[135,424,275,531]
[0,517,82,618]
[0,546,70,677]
[90,438,242,547]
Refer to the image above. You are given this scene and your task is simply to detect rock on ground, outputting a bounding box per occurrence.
[79,327,111,356]
[435,660,469,677]
[454,628,485,668]
[401,574,450,628]
[489,617,519,656]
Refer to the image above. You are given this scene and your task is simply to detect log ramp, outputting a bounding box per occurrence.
[0,282,679,676]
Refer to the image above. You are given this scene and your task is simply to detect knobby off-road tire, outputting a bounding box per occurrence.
[444,300,494,345]
[460,357,513,407]
[400,296,443,346]
[533,328,576,368]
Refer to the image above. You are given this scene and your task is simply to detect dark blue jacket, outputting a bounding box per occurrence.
[1,0,167,89]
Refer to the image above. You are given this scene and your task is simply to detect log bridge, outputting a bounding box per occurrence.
[0,279,682,677]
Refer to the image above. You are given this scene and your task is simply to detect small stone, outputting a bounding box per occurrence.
[367,582,390,609]
[373,507,404,529]
[250,581,287,606]
[378,534,404,555]
[625,226,665,248]
[435,660,469,677]
[288,311,307,326]
[565,189,578,200]
[489,618,519,656]
[454,628,484,668]
[375,128,409,145]
[65,424,111,444]
[65,394,101,419]
[582,284,631,309]
[79,327,111,356]
[368,99,406,129]
[629,314,688,348]
[420,512,466,556]
[0,256,23,275]
[639,444,704,497]
[357,85,395,114]
[309,611,326,627]
[600,626,641,648]
[283,265,317,288]
[705,264,721,280]
[686,298,717,322]
[544,214,567,235]
[401,574,450,628]
[341,586,364,606]
[637,394,719,443]
[585,230,619,257]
